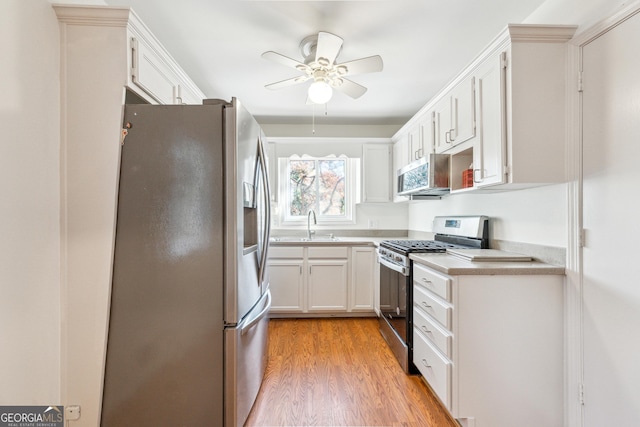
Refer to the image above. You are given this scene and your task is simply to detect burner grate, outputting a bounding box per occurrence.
[380,239,468,254]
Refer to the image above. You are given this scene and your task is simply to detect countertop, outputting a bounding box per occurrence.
[410,252,565,276]
[269,236,403,247]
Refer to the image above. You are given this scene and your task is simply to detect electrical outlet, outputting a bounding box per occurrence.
[65,405,81,421]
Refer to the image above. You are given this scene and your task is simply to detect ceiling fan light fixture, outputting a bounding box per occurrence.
[308,80,333,104]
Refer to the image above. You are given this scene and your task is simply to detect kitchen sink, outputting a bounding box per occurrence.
[271,236,340,242]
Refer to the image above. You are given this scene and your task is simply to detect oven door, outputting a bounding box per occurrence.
[377,254,411,373]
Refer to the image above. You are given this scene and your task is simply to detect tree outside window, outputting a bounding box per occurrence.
[288,158,347,219]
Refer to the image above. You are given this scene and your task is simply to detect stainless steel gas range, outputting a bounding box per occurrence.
[377,216,489,373]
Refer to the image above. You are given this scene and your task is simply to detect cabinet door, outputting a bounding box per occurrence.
[392,137,410,202]
[408,124,422,162]
[130,36,179,105]
[175,83,202,105]
[308,260,348,311]
[362,144,391,203]
[450,75,476,145]
[422,111,436,156]
[349,247,375,311]
[474,53,506,188]
[268,260,304,313]
[434,95,452,153]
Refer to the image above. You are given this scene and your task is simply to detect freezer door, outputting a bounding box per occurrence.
[225,99,271,324]
[224,289,271,427]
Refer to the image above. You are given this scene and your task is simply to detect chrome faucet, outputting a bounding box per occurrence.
[307,209,317,240]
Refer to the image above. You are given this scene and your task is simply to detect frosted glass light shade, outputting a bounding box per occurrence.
[308,81,333,104]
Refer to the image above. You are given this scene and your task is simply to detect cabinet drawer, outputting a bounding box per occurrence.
[269,246,304,259]
[413,306,452,357]
[413,263,451,301]
[413,329,451,409]
[308,246,348,259]
[413,285,451,329]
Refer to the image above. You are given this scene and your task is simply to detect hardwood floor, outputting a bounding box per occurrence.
[245,318,459,427]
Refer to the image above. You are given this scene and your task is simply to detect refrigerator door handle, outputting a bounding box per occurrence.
[257,137,271,286]
[241,290,271,335]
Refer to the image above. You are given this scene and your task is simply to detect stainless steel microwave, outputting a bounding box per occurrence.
[397,154,450,197]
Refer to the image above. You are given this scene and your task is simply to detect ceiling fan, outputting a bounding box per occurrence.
[261,31,383,104]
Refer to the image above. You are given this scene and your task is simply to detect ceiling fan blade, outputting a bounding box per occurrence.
[265,75,311,90]
[262,51,310,73]
[336,55,383,76]
[333,78,368,99]
[315,32,343,66]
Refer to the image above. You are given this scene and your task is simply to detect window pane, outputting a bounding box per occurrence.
[318,159,345,215]
[289,160,316,216]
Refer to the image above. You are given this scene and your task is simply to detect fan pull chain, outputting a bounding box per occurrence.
[312,104,315,134]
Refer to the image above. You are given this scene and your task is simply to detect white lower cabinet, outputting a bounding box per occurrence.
[308,259,348,311]
[268,245,375,315]
[350,246,376,312]
[268,259,305,313]
[413,328,452,408]
[412,261,564,427]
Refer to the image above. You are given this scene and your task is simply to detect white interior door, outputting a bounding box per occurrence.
[582,10,640,426]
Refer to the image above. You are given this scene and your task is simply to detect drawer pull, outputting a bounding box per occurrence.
[421,358,431,368]
[421,325,431,334]
[421,301,432,309]
[421,278,433,285]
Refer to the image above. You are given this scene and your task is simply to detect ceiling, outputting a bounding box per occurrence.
[103,0,548,126]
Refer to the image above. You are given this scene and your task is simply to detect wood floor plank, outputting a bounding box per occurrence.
[245,318,459,427]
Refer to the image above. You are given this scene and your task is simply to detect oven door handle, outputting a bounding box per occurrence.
[378,256,409,276]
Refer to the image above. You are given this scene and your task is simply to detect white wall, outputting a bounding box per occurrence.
[0,0,107,409]
[409,184,567,247]
[0,0,61,404]
[524,0,629,30]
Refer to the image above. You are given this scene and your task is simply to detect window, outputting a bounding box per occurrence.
[280,155,357,225]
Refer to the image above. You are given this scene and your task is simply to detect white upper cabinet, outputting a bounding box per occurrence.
[362,144,392,203]
[392,112,434,202]
[395,24,577,194]
[469,52,506,188]
[128,19,204,105]
[449,25,577,192]
[55,5,204,107]
[405,112,435,163]
[434,76,475,153]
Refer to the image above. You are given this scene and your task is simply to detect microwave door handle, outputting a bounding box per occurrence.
[257,137,271,285]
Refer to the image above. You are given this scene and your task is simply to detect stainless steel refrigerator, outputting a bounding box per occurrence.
[101,98,271,427]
